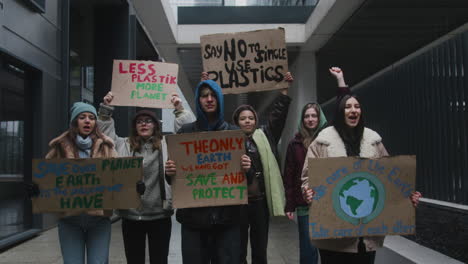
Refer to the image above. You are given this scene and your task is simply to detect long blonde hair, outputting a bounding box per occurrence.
[299,103,324,148]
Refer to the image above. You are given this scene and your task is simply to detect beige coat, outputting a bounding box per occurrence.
[301,126,389,253]
[46,131,118,217]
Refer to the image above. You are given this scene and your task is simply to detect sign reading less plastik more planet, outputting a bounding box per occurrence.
[32,157,143,213]
[201,28,289,94]
[308,156,416,240]
[166,130,247,209]
[110,60,178,109]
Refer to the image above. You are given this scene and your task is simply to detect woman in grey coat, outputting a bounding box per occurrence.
[98,92,194,264]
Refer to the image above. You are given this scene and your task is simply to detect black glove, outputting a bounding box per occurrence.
[25,182,40,198]
[136,180,146,195]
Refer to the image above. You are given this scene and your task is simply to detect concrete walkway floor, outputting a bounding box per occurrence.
[0,216,461,264]
[0,216,298,264]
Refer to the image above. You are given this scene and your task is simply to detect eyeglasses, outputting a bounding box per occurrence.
[136,119,154,125]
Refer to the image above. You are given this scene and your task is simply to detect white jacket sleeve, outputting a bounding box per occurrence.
[173,108,195,132]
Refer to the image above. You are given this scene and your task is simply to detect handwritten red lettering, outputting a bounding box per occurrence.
[179,137,244,155]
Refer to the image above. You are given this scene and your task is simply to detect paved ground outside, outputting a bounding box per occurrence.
[0,215,445,264]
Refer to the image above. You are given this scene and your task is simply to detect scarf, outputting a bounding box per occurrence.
[252,129,285,217]
[76,135,93,158]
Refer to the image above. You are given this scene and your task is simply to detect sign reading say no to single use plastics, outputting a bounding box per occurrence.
[201,28,289,94]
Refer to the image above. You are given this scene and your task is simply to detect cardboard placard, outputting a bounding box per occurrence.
[110,60,178,109]
[166,130,247,208]
[32,157,143,213]
[308,156,416,239]
[201,28,289,94]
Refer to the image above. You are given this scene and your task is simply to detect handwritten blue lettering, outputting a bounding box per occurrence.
[392,220,415,234]
[326,167,348,185]
[34,161,97,179]
[312,185,327,201]
[387,167,413,197]
[197,152,232,165]
[309,222,329,238]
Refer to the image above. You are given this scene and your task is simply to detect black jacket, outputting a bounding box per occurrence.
[175,120,242,229]
[245,93,291,194]
[259,93,291,161]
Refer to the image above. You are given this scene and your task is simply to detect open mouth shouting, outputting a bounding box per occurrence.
[344,97,361,128]
[77,112,96,137]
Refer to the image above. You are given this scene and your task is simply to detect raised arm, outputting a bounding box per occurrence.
[329,67,351,100]
[97,92,126,147]
[171,93,195,132]
[265,72,293,145]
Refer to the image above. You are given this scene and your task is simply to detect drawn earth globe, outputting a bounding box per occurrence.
[338,178,379,218]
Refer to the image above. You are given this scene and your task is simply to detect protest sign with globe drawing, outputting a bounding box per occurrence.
[308,156,416,239]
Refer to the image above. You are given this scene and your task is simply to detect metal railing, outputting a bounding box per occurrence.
[323,30,468,205]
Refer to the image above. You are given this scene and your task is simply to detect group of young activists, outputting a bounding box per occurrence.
[27,62,422,264]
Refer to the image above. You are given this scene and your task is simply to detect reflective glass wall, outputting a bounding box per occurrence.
[0,57,32,240]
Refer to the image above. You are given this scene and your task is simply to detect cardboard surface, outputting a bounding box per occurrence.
[201,28,289,94]
[32,157,143,213]
[308,156,416,239]
[110,60,178,109]
[166,130,247,208]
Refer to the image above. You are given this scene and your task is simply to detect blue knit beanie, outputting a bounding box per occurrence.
[70,102,97,123]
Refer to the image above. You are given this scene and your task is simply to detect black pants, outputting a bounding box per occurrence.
[181,224,240,264]
[121,217,172,264]
[319,249,376,264]
[240,198,270,264]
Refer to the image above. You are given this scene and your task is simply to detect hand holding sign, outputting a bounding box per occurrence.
[170,94,183,111]
[201,72,209,81]
[280,72,294,95]
[165,160,176,177]
[103,92,114,105]
[241,154,251,172]
[302,186,315,204]
[410,191,422,207]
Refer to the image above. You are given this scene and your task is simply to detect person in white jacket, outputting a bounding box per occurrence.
[97,92,194,264]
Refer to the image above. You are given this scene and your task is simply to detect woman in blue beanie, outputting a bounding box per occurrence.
[45,102,117,264]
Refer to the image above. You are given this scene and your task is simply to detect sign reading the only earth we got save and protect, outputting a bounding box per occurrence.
[110,60,178,109]
[308,156,416,240]
[32,157,143,213]
[166,130,247,209]
[201,28,289,94]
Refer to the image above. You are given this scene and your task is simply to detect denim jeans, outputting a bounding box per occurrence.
[58,214,111,264]
[297,214,318,264]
